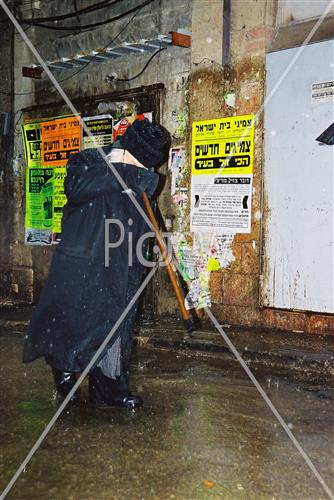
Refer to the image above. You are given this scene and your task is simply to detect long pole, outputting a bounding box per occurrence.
[142,192,193,332]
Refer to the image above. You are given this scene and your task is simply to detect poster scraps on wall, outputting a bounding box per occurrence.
[82,115,113,149]
[22,121,43,168]
[169,146,186,195]
[208,234,235,271]
[176,239,196,281]
[172,231,237,308]
[172,187,188,213]
[173,111,187,139]
[41,115,81,167]
[191,114,254,234]
[169,146,189,226]
[25,228,52,246]
[185,274,211,310]
[186,233,211,309]
[172,233,211,310]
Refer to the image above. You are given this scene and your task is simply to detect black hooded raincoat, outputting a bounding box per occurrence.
[23,145,159,375]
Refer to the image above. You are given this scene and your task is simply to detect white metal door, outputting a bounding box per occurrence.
[262,40,334,313]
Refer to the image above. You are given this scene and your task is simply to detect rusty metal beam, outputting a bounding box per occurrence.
[21,83,165,113]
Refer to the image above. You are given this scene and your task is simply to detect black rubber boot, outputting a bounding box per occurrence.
[51,367,80,402]
[88,367,143,408]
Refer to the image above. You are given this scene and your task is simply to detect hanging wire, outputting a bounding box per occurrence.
[20,0,122,24]
[20,0,155,31]
[115,47,166,82]
[0,4,150,96]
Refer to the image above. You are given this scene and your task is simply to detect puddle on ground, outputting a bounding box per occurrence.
[0,334,333,499]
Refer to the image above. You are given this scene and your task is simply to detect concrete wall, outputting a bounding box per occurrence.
[7,0,191,306]
[1,0,334,334]
[0,14,15,301]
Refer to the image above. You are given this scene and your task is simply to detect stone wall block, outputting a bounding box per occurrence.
[306,315,334,335]
[10,267,34,303]
[230,242,242,273]
[222,273,259,307]
[209,271,223,304]
[242,241,260,275]
[262,308,307,333]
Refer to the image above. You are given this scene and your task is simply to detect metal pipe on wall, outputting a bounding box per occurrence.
[223,0,231,67]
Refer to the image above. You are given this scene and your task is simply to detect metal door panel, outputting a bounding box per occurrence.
[262,40,334,312]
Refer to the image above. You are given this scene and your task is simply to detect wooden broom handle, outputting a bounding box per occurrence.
[142,192,190,322]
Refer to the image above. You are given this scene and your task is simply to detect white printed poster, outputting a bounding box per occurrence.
[82,115,113,149]
[311,81,334,104]
[191,175,252,233]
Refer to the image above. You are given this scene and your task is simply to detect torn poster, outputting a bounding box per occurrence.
[185,274,211,310]
[190,115,254,234]
[176,239,196,281]
[186,233,211,309]
[209,234,235,268]
[25,228,52,246]
[169,146,186,195]
[82,114,113,149]
[172,233,212,310]
[173,111,187,139]
[172,187,188,213]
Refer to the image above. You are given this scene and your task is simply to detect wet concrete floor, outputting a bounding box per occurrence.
[0,328,333,500]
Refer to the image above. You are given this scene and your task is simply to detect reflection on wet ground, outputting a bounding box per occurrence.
[0,330,333,499]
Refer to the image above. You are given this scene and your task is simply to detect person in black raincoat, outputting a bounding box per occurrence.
[23,119,170,408]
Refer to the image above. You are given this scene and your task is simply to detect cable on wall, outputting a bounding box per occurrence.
[21,0,155,31]
[0,5,144,95]
[20,0,123,24]
[113,47,166,82]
